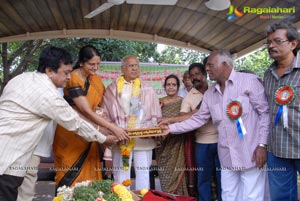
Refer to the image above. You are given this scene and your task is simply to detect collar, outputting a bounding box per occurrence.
[213,69,236,92]
[269,52,300,73]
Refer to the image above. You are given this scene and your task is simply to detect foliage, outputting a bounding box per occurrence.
[73,186,98,201]
[47,38,159,62]
[157,45,208,64]
[91,180,114,193]
[234,48,273,78]
[0,40,44,94]
[72,180,120,201]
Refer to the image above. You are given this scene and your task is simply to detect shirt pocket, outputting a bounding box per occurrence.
[210,102,223,125]
[291,85,300,112]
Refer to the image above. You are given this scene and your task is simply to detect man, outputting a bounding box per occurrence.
[263,21,300,201]
[178,71,193,97]
[161,50,270,201]
[101,55,162,190]
[180,63,221,201]
[161,62,221,200]
[17,88,63,201]
[0,46,118,201]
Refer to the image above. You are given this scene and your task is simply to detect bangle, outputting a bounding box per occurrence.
[258,143,267,148]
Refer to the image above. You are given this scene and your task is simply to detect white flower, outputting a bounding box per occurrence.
[57,185,74,201]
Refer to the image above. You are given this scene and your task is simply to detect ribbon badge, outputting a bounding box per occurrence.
[274,85,295,128]
[226,101,247,139]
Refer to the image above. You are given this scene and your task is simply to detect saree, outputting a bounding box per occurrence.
[53,73,105,188]
[155,98,189,196]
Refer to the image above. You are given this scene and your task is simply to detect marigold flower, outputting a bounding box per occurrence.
[122,150,131,157]
[122,179,132,186]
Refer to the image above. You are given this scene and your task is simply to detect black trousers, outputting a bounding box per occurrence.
[0,174,24,201]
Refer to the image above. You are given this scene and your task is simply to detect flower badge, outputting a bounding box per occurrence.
[274,85,295,128]
[226,100,247,139]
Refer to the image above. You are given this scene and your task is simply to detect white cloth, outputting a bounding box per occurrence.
[221,166,269,201]
[178,87,188,97]
[34,121,57,157]
[34,88,63,157]
[0,72,106,177]
[16,155,40,201]
[112,146,152,190]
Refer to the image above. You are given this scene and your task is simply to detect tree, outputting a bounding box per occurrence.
[234,48,273,78]
[157,46,208,64]
[0,38,160,94]
[0,40,43,94]
[48,38,160,62]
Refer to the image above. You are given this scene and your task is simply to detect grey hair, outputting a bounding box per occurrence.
[210,49,233,67]
[121,55,139,67]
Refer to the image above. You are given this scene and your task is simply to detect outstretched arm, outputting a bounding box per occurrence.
[159,109,198,125]
[72,96,129,141]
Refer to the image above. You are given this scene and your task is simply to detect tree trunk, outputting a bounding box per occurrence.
[0,40,43,95]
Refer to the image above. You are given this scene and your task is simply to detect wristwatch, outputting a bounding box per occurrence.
[258,143,267,148]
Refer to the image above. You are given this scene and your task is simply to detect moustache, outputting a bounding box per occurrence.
[192,79,201,84]
[268,48,277,54]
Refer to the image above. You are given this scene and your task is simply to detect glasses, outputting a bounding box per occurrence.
[264,39,289,46]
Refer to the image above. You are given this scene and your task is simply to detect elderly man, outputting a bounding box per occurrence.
[161,49,270,201]
[178,70,193,97]
[0,46,117,201]
[263,21,300,201]
[101,55,162,190]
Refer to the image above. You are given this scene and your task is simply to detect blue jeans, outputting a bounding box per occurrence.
[267,152,300,201]
[195,143,222,201]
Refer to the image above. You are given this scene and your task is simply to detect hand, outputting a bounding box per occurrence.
[98,126,113,136]
[104,135,118,146]
[252,146,267,169]
[112,126,129,141]
[118,139,129,146]
[158,118,171,126]
[159,124,170,136]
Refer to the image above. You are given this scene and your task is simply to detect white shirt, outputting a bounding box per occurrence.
[34,88,63,157]
[0,72,106,176]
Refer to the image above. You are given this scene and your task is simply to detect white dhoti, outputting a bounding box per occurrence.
[112,146,152,190]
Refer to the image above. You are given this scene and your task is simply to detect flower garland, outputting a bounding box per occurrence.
[117,75,141,185]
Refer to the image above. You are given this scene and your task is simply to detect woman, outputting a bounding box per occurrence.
[53,45,128,188]
[156,74,188,195]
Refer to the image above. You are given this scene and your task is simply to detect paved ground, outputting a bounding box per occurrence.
[33,181,55,201]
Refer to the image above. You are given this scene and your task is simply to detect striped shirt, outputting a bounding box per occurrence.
[169,70,270,169]
[263,55,300,159]
[0,72,106,177]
